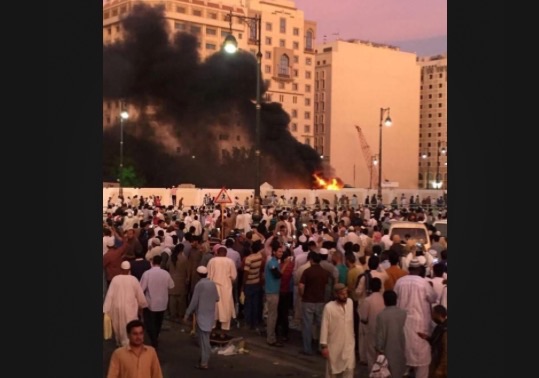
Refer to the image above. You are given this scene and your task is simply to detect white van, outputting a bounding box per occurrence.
[388,221,431,251]
[433,220,447,238]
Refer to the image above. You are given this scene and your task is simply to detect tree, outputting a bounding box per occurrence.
[118,165,145,187]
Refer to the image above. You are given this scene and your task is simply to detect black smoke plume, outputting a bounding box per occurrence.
[103,3,333,188]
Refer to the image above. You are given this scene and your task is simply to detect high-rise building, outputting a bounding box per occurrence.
[103,0,316,148]
[417,54,447,189]
[314,39,420,191]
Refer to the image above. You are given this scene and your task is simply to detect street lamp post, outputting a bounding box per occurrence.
[119,101,129,198]
[371,154,379,190]
[435,141,447,189]
[223,10,263,225]
[377,107,392,200]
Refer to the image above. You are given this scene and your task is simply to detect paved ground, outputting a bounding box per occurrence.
[103,319,370,377]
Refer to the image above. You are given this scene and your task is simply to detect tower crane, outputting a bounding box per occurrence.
[354,125,379,189]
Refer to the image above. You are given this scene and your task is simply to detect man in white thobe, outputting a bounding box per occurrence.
[207,246,237,338]
[394,259,437,378]
[103,261,148,347]
[320,283,356,378]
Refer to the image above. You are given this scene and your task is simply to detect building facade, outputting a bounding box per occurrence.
[314,39,420,190]
[103,0,316,149]
[417,54,447,189]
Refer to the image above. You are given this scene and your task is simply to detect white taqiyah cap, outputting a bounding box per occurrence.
[121,261,131,270]
[196,266,208,274]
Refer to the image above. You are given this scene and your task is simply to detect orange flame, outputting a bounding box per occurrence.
[313,173,344,190]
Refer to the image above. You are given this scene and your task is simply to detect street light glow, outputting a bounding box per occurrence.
[120,111,129,120]
[223,34,238,54]
[421,153,427,159]
[384,116,392,127]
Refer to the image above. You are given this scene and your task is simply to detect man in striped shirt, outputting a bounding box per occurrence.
[242,240,265,331]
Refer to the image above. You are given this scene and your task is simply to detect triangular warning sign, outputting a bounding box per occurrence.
[214,187,233,204]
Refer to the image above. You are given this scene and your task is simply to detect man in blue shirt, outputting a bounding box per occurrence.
[185,266,219,370]
[264,241,286,347]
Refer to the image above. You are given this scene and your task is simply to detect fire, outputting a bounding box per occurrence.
[313,173,344,190]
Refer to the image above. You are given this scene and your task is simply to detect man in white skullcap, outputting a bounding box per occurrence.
[185,266,219,370]
[103,261,148,347]
[394,258,437,378]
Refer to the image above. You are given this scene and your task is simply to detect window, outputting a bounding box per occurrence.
[293,27,300,36]
[321,71,325,79]
[107,27,111,35]
[206,43,216,50]
[428,142,432,147]
[320,123,324,133]
[279,95,284,102]
[305,71,311,79]
[249,23,257,40]
[438,133,442,137]
[291,123,298,132]
[293,41,299,49]
[428,133,432,137]
[305,98,311,106]
[428,123,432,128]
[314,124,318,133]
[320,102,325,111]
[305,138,311,146]
[420,95,423,99]
[293,69,298,77]
[293,55,299,63]
[292,83,298,91]
[265,93,272,101]
[266,22,272,31]
[190,25,201,35]
[293,96,297,104]
[439,73,443,78]
[193,9,202,17]
[206,28,217,36]
[221,30,230,37]
[218,134,229,140]
[280,18,286,33]
[321,80,325,89]
[306,30,313,49]
[429,94,432,99]
[176,6,186,13]
[265,37,272,45]
[439,83,443,88]
[439,93,443,98]
[314,102,318,112]
[278,82,285,89]
[429,75,433,79]
[103,11,109,19]
[438,123,442,127]
[320,114,324,122]
[316,80,319,90]
[116,26,120,32]
[304,125,310,133]
[265,65,271,73]
[305,112,311,120]
[279,54,290,76]
[112,9,118,16]
[292,109,298,118]
[237,135,241,141]
[280,39,286,48]
[315,94,318,101]
[428,114,432,118]
[438,113,442,117]
[428,104,432,108]
[439,103,443,107]
[120,6,127,14]
[265,51,271,59]
[209,12,217,20]
[305,84,311,92]
[420,105,423,109]
[429,85,433,89]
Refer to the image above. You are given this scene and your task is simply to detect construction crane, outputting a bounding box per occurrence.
[354,125,378,189]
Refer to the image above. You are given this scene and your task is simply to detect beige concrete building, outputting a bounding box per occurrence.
[417,54,447,189]
[314,39,420,190]
[103,0,316,151]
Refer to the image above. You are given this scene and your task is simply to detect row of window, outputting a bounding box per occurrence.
[420,113,445,119]
[420,123,444,128]
[421,84,444,90]
[419,142,447,148]
[265,83,312,93]
[421,73,445,81]
[421,93,444,99]
[420,103,444,109]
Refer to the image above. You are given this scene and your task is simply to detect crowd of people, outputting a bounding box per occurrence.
[103,193,447,378]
